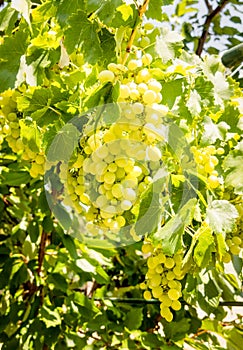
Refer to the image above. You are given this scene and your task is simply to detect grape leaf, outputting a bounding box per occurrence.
[154,198,197,255]
[0,4,18,35]
[146,0,163,21]
[0,30,29,92]
[125,308,143,330]
[98,27,116,64]
[205,200,239,234]
[47,123,80,162]
[1,170,31,186]
[64,10,102,64]
[135,179,165,236]
[193,226,214,267]
[201,116,224,145]
[223,154,243,195]
[155,28,184,64]
[117,4,133,21]
[19,120,40,152]
[55,0,84,26]
[161,78,184,109]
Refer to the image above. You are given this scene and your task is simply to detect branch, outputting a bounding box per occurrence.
[196,0,230,56]
[37,231,48,276]
[204,0,212,12]
[122,0,150,65]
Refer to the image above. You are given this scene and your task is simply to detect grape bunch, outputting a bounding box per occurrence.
[0,89,45,178]
[222,203,243,263]
[140,241,186,322]
[63,103,167,240]
[190,145,222,189]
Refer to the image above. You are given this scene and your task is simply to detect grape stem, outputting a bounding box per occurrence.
[122,0,150,65]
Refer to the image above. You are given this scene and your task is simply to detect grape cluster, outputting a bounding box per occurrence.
[64,103,167,239]
[98,52,163,109]
[0,89,45,178]
[222,203,243,263]
[140,241,186,322]
[190,145,222,189]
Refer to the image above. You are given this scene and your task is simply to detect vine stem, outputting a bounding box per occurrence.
[122,0,150,65]
[196,0,230,56]
[37,230,48,276]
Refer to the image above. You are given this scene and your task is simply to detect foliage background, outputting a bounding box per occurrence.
[0,0,243,349]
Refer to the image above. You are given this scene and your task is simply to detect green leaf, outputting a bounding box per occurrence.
[17,87,52,114]
[117,4,133,21]
[206,200,239,234]
[42,216,53,233]
[19,119,40,152]
[193,226,214,267]
[154,198,197,255]
[62,234,78,260]
[220,103,242,133]
[161,78,184,109]
[201,116,224,145]
[163,318,191,342]
[135,179,165,236]
[223,154,243,195]
[39,305,62,328]
[64,10,102,64]
[146,0,163,21]
[76,258,96,273]
[55,0,85,26]
[215,233,227,261]
[52,204,73,231]
[0,5,18,35]
[1,169,31,186]
[0,258,13,289]
[47,273,68,292]
[124,308,143,330]
[155,28,184,64]
[47,123,80,162]
[73,292,99,313]
[10,263,29,294]
[99,27,116,64]
[0,29,29,92]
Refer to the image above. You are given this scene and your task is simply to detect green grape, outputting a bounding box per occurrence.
[98,70,115,83]
[119,84,130,99]
[232,236,241,245]
[171,300,181,311]
[143,290,152,300]
[229,244,241,255]
[142,53,153,66]
[121,199,132,210]
[142,90,157,104]
[164,257,175,269]
[152,286,163,298]
[142,243,154,254]
[149,274,161,288]
[144,22,154,31]
[208,175,220,189]
[168,288,180,301]
[148,80,162,93]
[127,59,141,71]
